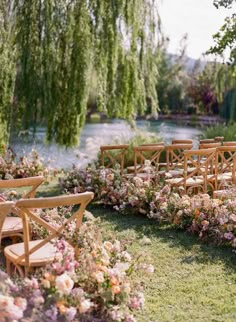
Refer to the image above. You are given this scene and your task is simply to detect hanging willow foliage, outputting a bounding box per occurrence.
[0,0,17,145]
[2,0,161,146]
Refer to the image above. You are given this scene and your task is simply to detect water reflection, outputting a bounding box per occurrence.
[10,119,202,169]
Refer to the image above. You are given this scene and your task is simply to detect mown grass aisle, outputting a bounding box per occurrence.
[90,206,236,322]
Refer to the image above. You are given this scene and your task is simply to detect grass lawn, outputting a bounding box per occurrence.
[2,178,236,321]
[89,205,236,322]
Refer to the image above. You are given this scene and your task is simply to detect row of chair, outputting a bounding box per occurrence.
[100,138,236,194]
[0,176,94,276]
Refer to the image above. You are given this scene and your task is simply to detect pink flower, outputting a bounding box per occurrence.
[224,232,234,240]
[129,292,145,310]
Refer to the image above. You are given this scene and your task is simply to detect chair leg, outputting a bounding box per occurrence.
[6,258,12,276]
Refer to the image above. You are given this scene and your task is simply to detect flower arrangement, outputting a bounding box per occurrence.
[61,166,236,248]
[0,148,57,180]
[0,213,153,321]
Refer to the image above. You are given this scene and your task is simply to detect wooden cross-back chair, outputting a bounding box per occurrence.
[165,148,216,195]
[165,144,193,172]
[0,176,44,245]
[199,142,221,149]
[100,145,129,175]
[0,201,15,247]
[133,145,164,176]
[172,139,193,145]
[4,192,94,277]
[215,146,236,190]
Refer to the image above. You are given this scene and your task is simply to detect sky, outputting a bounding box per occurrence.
[158,0,236,60]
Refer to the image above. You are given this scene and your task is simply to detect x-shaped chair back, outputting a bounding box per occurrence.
[216,146,236,185]
[0,176,44,244]
[100,145,129,175]
[7,192,94,275]
[166,144,193,171]
[133,145,164,175]
[183,148,216,193]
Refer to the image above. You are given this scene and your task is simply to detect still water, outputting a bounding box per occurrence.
[10,120,202,169]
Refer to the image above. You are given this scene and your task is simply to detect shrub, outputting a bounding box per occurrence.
[201,122,236,141]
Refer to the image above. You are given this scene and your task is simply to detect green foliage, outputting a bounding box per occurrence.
[156,39,186,114]
[202,122,236,141]
[0,1,17,145]
[0,0,161,147]
[208,1,236,64]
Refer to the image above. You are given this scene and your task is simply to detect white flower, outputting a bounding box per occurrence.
[79,299,93,313]
[55,273,74,295]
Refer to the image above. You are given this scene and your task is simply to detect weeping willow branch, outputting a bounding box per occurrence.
[2,0,161,146]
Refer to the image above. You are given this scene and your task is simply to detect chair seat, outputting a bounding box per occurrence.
[4,239,60,266]
[126,165,141,173]
[2,217,23,236]
[217,172,232,181]
[165,177,204,185]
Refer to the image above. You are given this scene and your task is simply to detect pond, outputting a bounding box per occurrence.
[10,119,202,169]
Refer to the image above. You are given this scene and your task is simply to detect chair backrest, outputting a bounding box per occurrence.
[100,145,129,175]
[165,144,193,171]
[183,148,216,193]
[0,176,44,199]
[216,146,236,182]
[140,142,164,146]
[14,192,94,274]
[199,139,215,144]
[172,139,193,145]
[199,142,221,149]
[0,201,15,247]
[133,145,164,174]
[223,141,236,146]
[214,136,224,143]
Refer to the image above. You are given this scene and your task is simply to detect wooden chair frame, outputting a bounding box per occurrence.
[133,145,164,175]
[199,142,221,149]
[4,192,94,276]
[166,144,193,172]
[166,148,216,194]
[0,201,15,247]
[171,140,193,145]
[199,139,215,144]
[100,145,129,175]
[0,176,44,243]
[222,141,236,146]
[215,146,236,190]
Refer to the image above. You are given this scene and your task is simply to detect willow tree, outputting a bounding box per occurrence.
[10,0,160,146]
[0,1,17,145]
